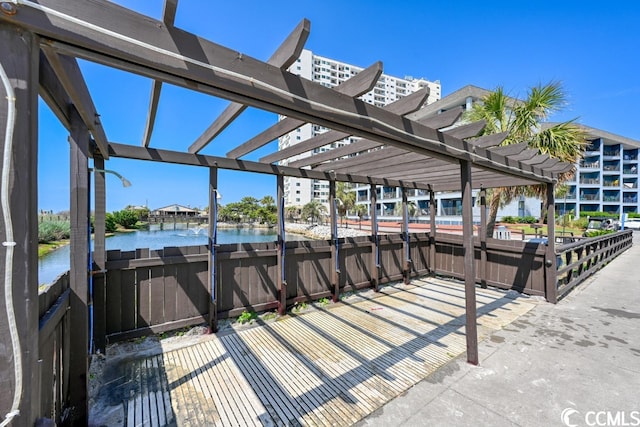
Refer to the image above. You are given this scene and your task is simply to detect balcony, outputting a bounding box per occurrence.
[579,178,600,185]
[564,192,577,200]
[579,193,600,201]
[623,196,638,203]
[603,150,620,157]
[382,191,397,200]
[623,166,638,175]
[603,165,620,172]
[441,207,462,216]
[357,195,368,202]
[603,180,620,187]
[579,161,599,169]
[603,196,620,202]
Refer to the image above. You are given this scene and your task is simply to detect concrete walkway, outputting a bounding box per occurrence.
[357,234,640,427]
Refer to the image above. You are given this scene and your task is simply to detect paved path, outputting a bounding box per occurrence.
[357,235,640,427]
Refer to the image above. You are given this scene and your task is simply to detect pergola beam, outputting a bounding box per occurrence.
[189,18,310,154]
[108,142,429,189]
[141,0,179,147]
[259,87,430,164]
[226,61,383,159]
[39,51,72,130]
[3,1,564,182]
[40,46,109,158]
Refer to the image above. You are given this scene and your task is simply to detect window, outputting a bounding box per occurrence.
[296,182,301,186]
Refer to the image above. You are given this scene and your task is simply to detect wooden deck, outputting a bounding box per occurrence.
[90,278,537,426]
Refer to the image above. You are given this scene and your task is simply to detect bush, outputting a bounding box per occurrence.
[579,211,618,218]
[38,220,70,243]
[105,213,118,233]
[583,229,615,238]
[519,216,538,224]
[501,216,516,224]
[112,209,139,229]
[572,217,589,229]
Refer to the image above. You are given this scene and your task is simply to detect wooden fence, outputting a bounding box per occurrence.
[37,272,71,424]
[556,230,633,299]
[92,232,553,345]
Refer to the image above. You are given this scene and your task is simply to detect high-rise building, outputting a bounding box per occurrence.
[280,49,441,207]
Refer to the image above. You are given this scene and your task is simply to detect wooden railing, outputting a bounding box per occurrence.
[556,230,632,299]
[37,272,72,424]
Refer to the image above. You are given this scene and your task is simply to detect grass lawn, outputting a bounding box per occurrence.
[38,240,69,257]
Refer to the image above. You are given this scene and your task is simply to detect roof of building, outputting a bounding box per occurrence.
[543,123,640,149]
[153,204,199,213]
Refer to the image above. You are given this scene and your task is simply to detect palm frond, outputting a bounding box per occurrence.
[532,120,587,163]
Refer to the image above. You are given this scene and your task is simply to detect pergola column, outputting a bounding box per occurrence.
[479,188,487,289]
[401,188,411,284]
[69,109,91,423]
[429,190,436,275]
[460,160,479,365]
[93,155,107,352]
[545,182,558,303]
[277,175,287,314]
[329,181,340,302]
[370,184,379,291]
[208,166,218,331]
[0,22,40,427]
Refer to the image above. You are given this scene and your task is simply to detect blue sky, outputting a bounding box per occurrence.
[38,0,640,212]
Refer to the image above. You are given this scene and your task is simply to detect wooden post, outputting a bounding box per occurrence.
[545,183,558,304]
[460,160,479,365]
[370,184,379,291]
[276,175,287,314]
[93,155,107,352]
[401,188,411,284]
[429,190,436,275]
[329,181,340,302]
[208,167,218,331]
[479,189,487,289]
[68,109,90,423]
[0,22,40,426]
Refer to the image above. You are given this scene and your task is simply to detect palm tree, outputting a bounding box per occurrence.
[302,200,327,225]
[465,82,586,237]
[336,182,356,227]
[354,204,368,229]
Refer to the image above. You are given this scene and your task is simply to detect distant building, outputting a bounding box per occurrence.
[150,204,199,217]
[280,49,441,208]
[556,124,640,216]
[353,85,640,222]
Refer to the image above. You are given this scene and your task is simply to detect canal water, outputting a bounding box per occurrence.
[39,227,306,285]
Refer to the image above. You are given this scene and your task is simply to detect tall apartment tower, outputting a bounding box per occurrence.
[279,49,441,207]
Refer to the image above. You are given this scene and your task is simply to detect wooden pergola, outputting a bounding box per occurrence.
[0,0,569,424]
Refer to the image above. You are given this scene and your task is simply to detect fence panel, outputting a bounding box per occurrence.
[37,272,71,424]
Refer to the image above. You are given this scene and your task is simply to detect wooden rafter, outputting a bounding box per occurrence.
[189,18,310,154]
[284,103,462,168]
[141,0,179,147]
[40,46,109,158]
[226,61,383,159]
[259,87,430,164]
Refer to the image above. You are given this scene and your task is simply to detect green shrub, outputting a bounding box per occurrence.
[501,216,516,224]
[38,220,70,243]
[105,213,118,233]
[519,216,538,224]
[579,211,618,218]
[112,209,139,229]
[572,217,589,229]
[627,213,640,219]
[237,310,257,324]
[583,229,615,238]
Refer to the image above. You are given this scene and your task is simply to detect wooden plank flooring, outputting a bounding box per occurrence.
[94,278,537,426]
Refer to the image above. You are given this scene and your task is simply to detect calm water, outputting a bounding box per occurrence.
[39,227,305,285]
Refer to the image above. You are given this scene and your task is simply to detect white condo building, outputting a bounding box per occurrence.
[280,49,441,207]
